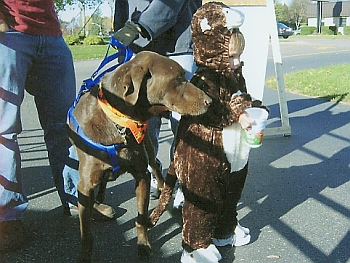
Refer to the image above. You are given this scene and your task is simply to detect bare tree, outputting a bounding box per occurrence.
[289,0,309,29]
[55,0,102,36]
[54,0,102,12]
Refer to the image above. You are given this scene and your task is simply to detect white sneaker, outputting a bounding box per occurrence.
[173,186,184,210]
[234,224,251,247]
[182,244,222,263]
[192,244,222,263]
[150,174,160,200]
[237,223,250,235]
[213,224,251,247]
[181,249,197,263]
[212,233,235,247]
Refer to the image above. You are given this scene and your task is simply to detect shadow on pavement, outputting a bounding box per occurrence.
[0,91,349,263]
[238,94,350,262]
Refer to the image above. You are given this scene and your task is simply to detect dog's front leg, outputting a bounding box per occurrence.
[77,183,95,263]
[144,133,164,191]
[134,171,152,259]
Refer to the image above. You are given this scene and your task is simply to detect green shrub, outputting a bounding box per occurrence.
[329,26,337,34]
[300,26,316,35]
[343,26,350,35]
[64,35,80,45]
[83,35,105,45]
[321,26,336,35]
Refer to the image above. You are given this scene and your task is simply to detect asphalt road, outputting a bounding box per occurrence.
[266,37,350,77]
[1,37,349,263]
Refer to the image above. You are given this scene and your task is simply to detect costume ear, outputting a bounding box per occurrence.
[122,65,147,105]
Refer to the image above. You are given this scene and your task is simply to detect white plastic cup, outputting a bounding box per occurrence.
[244,108,269,148]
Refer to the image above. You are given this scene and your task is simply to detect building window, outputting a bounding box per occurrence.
[340,17,347,27]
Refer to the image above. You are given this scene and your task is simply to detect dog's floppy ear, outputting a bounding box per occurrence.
[121,64,149,105]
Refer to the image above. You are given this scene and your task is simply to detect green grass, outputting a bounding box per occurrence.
[265,64,350,104]
[69,44,109,61]
[292,34,350,40]
[69,44,350,104]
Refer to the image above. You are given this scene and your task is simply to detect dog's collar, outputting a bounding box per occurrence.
[97,86,148,144]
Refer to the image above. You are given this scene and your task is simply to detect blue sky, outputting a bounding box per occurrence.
[58,2,112,22]
[280,0,293,5]
[58,0,294,22]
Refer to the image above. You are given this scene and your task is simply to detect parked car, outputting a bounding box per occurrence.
[294,27,301,35]
[277,22,293,39]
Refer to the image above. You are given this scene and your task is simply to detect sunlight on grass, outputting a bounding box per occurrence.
[265,64,350,104]
[70,44,350,105]
[69,45,109,61]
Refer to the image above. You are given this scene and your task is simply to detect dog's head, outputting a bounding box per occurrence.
[101,51,211,116]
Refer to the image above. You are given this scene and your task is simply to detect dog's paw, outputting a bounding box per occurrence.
[137,243,152,260]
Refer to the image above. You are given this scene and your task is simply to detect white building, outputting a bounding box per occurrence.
[307,1,350,34]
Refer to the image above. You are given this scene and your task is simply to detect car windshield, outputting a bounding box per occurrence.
[278,23,288,28]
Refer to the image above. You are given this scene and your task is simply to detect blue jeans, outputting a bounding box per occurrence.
[0,30,76,221]
[147,53,197,162]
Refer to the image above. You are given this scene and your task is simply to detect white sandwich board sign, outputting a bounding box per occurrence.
[204,0,291,136]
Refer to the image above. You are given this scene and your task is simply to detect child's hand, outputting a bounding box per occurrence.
[238,111,254,130]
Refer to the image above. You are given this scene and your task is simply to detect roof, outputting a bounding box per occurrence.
[307,1,350,18]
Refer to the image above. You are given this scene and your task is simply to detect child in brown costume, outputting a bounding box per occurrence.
[150,2,268,262]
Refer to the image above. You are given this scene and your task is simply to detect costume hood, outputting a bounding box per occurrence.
[191,2,245,72]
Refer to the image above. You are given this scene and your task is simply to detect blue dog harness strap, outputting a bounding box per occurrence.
[67,102,122,174]
[67,37,133,177]
[83,37,134,91]
[80,37,134,94]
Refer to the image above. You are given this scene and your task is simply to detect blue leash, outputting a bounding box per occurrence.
[67,37,134,176]
[81,37,134,93]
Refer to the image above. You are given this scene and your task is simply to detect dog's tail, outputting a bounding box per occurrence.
[149,172,177,227]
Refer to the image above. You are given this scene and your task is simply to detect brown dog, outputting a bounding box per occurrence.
[67,51,211,263]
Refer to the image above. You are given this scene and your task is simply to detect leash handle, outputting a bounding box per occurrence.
[79,37,134,93]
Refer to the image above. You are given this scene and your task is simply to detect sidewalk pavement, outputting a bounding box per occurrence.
[0,60,349,263]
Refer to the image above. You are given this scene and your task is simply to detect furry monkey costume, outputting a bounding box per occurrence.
[150,2,268,261]
[174,2,251,253]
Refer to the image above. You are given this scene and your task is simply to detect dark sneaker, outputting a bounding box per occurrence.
[92,202,116,221]
[64,202,116,221]
[0,220,28,252]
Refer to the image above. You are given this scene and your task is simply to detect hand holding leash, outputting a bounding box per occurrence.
[113,21,142,46]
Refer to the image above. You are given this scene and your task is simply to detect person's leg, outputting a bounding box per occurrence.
[62,145,80,206]
[147,115,162,199]
[179,151,223,263]
[25,35,76,210]
[167,53,197,209]
[147,115,162,156]
[0,30,36,251]
[213,163,251,247]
